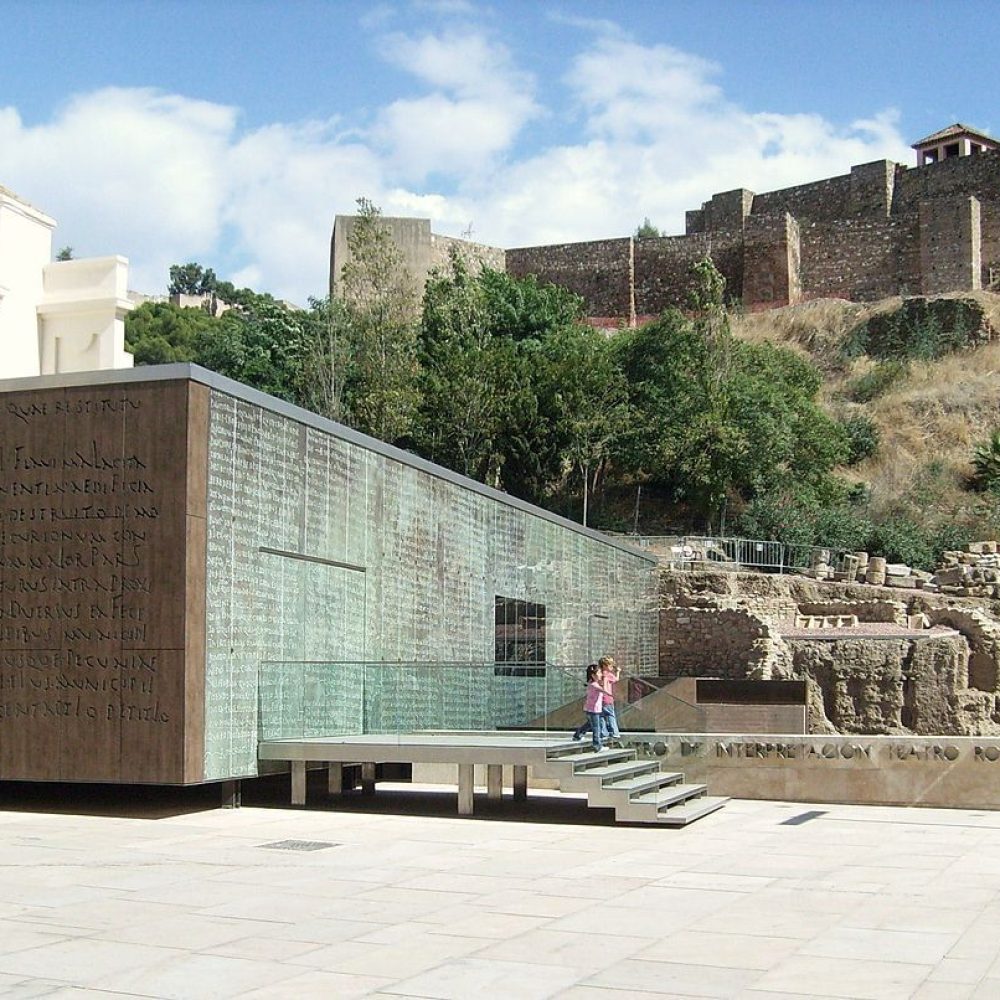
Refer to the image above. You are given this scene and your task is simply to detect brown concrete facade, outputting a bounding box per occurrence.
[0,379,207,783]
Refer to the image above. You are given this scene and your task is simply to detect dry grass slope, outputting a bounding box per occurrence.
[731,292,1000,523]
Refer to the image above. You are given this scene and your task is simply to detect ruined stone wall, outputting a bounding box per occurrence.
[505,238,633,322]
[743,213,800,308]
[660,570,799,624]
[783,635,988,736]
[331,215,504,299]
[891,152,1000,286]
[750,172,855,223]
[919,196,981,294]
[796,600,906,624]
[659,607,791,679]
[659,568,1000,736]
[332,150,1000,323]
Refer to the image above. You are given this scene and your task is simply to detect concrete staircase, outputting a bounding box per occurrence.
[534,741,728,826]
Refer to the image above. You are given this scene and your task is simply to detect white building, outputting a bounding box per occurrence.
[0,184,133,378]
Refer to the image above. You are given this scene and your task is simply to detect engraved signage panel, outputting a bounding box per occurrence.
[0,382,201,782]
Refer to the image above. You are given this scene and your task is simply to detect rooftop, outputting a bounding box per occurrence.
[912,122,998,149]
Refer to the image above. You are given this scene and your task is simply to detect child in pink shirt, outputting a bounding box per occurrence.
[581,663,606,752]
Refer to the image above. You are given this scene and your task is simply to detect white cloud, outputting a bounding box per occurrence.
[442,34,912,248]
[0,88,237,291]
[0,25,914,305]
[374,30,539,181]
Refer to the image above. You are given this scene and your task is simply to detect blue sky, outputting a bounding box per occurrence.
[1,0,997,303]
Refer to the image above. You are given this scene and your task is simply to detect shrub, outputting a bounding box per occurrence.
[849,360,909,402]
[839,413,880,465]
[972,429,1000,494]
[845,298,986,362]
[866,513,936,570]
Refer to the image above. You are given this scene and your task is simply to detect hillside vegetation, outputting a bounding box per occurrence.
[732,292,1000,564]
[127,202,1000,571]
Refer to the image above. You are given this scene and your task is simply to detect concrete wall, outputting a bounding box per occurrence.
[0,186,132,379]
[0,365,660,786]
[38,257,133,374]
[629,733,1000,810]
[0,191,54,378]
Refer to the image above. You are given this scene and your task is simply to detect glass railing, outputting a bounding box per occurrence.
[257,661,707,744]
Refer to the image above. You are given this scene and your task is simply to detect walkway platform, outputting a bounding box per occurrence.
[258,732,727,825]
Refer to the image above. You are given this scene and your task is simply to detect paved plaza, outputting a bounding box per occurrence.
[2,781,1000,999]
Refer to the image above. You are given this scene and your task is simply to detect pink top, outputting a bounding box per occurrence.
[583,680,605,713]
[602,671,618,704]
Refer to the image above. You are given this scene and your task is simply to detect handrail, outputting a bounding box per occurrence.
[608,532,854,575]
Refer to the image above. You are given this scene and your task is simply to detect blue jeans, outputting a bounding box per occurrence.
[585,711,604,749]
[573,715,608,740]
[602,703,620,740]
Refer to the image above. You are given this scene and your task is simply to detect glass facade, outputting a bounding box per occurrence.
[204,389,658,780]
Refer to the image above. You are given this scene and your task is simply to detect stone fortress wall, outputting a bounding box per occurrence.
[330,214,504,302]
[332,142,1000,323]
[508,150,1000,318]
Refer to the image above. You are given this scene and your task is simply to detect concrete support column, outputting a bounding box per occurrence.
[458,763,475,815]
[219,779,241,809]
[361,762,377,796]
[487,764,503,801]
[327,762,343,796]
[291,761,306,806]
[513,764,528,802]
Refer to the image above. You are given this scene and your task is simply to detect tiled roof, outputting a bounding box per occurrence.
[912,122,997,148]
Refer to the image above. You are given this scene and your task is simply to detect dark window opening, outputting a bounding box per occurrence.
[970,143,982,155]
[944,142,960,158]
[494,596,546,676]
[924,148,939,164]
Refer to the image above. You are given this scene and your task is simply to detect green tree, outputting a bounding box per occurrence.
[297,297,352,424]
[168,262,217,296]
[536,324,628,523]
[125,301,220,364]
[615,259,847,531]
[55,246,74,261]
[192,300,309,403]
[334,198,421,443]
[415,254,518,483]
[414,252,609,509]
[634,218,661,239]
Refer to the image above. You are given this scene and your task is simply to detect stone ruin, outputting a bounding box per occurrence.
[658,567,1000,738]
[934,541,1000,598]
[803,541,1000,598]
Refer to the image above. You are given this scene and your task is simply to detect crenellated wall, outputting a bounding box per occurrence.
[331,147,1000,322]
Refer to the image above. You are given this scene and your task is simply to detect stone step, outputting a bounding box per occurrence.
[540,741,726,826]
[586,771,686,808]
[604,770,685,795]
[552,760,658,793]
[616,783,713,823]
[575,759,657,782]
[654,796,730,827]
[630,782,709,808]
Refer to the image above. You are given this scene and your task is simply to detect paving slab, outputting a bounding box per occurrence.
[0,787,999,998]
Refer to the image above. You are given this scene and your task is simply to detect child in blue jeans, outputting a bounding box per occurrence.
[573,663,607,751]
